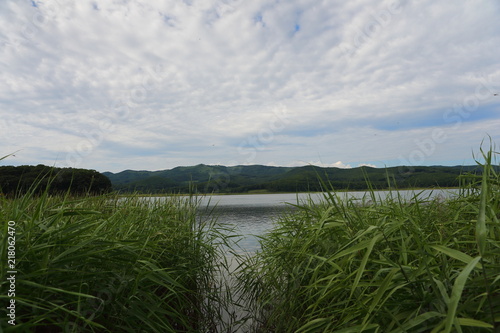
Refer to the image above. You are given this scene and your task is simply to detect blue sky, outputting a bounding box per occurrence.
[1,0,499,172]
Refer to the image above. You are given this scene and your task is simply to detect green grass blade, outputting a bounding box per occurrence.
[456,317,494,328]
[476,148,490,256]
[444,256,481,333]
[296,317,329,332]
[20,280,96,298]
[430,245,481,268]
[333,324,380,333]
[390,311,444,333]
[332,226,379,259]
[351,233,382,297]
[364,268,398,325]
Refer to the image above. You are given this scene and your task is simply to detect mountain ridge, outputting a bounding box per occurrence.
[103,163,492,194]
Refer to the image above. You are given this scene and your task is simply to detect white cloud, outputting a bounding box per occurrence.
[286,160,352,169]
[358,163,377,168]
[1,1,499,172]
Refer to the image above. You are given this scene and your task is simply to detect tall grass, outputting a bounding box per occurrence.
[0,185,234,332]
[2,149,500,332]
[238,150,500,332]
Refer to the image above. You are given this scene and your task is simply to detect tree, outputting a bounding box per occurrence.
[0,165,111,196]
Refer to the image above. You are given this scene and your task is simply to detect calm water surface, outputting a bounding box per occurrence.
[183,190,459,331]
[194,189,459,254]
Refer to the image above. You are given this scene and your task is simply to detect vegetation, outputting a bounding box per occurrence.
[1,148,499,332]
[237,149,500,332]
[0,186,236,332]
[103,164,497,194]
[0,165,111,196]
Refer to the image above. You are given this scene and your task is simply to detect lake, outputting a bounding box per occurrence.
[194,189,459,254]
[188,189,460,331]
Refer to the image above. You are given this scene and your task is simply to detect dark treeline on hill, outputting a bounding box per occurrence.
[0,165,112,196]
[103,164,498,194]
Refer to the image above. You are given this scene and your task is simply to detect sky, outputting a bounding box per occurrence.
[1,0,499,173]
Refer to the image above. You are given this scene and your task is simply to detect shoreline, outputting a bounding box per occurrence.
[115,186,462,198]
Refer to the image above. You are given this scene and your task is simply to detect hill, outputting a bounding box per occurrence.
[102,164,493,194]
[0,165,112,196]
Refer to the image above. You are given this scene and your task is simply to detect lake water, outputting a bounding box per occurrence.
[195,189,459,254]
[187,189,460,331]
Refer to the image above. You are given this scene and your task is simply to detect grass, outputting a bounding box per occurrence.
[237,148,500,332]
[1,147,500,332]
[0,183,236,332]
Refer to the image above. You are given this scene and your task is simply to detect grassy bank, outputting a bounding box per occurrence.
[0,189,234,332]
[1,149,499,332]
[238,151,500,332]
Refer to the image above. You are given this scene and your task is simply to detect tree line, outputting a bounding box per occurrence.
[104,164,490,194]
[0,165,112,196]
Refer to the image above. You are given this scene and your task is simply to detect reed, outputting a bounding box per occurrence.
[0,185,234,332]
[238,149,500,332]
[2,147,499,332]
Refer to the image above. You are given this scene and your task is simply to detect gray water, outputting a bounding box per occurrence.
[181,190,460,331]
[196,190,459,331]
[198,193,306,254]
[196,189,458,254]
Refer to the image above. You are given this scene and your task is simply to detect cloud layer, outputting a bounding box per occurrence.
[1,0,499,172]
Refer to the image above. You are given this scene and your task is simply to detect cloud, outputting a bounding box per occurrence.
[1,1,499,172]
[358,163,377,168]
[286,160,352,169]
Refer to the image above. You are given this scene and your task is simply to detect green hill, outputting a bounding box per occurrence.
[0,165,112,195]
[103,164,493,194]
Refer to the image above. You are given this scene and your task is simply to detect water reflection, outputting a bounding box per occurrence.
[196,189,459,254]
[210,205,291,253]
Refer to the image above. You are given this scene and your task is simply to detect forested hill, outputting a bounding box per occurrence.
[0,165,112,195]
[103,164,494,194]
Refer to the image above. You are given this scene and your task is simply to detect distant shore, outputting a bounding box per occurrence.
[116,186,462,197]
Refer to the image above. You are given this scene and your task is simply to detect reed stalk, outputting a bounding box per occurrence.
[0,184,234,332]
[238,148,500,332]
